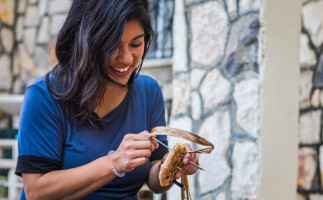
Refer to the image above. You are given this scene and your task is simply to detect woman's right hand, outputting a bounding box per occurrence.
[110,131,159,173]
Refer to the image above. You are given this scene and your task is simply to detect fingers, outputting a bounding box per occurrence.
[175,143,199,178]
[151,136,159,149]
[183,143,196,164]
[113,140,152,172]
[129,149,152,157]
[125,131,159,151]
[137,130,150,137]
[124,141,156,151]
[113,131,160,173]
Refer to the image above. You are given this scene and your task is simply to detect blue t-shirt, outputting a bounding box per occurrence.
[15,74,168,199]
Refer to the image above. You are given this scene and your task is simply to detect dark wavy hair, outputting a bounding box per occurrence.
[45,0,154,128]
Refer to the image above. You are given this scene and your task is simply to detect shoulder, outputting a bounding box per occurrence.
[20,75,65,131]
[28,76,48,91]
[133,74,160,91]
[25,76,51,98]
[131,74,163,105]
[24,75,62,111]
[132,74,164,105]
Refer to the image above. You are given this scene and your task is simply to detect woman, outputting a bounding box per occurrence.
[15,0,199,199]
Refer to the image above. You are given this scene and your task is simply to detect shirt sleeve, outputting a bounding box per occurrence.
[147,80,168,161]
[15,83,64,176]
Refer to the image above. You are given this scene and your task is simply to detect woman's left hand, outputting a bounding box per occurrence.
[175,143,199,179]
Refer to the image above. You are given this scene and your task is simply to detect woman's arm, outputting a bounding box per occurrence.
[23,131,157,200]
[23,156,115,200]
[146,159,173,194]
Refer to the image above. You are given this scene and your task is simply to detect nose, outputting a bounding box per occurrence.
[116,46,133,65]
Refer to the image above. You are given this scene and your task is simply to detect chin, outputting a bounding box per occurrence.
[108,72,135,87]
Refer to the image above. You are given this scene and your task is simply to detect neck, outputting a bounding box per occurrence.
[106,81,129,92]
[93,82,129,118]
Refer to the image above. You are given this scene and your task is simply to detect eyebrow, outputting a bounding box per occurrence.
[131,34,145,41]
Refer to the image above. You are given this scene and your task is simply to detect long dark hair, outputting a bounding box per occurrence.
[45,0,154,128]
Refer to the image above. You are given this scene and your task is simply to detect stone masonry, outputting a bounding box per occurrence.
[0,0,16,128]
[298,0,323,199]
[168,0,260,199]
[13,0,72,94]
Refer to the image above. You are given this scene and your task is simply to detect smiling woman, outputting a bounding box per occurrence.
[46,0,155,127]
[14,0,200,199]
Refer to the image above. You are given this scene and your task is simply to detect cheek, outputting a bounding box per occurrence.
[135,46,145,61]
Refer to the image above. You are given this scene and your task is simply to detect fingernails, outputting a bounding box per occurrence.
[183,158,188,164]
[177,172,181,179]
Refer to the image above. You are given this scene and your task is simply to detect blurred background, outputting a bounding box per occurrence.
[0,0,322,199]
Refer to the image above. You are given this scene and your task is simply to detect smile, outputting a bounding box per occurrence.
[111,66,130,72]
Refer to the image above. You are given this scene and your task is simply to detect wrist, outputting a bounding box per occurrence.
[107,150,125,177]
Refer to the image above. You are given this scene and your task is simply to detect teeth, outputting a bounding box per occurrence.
[111,66,130,72]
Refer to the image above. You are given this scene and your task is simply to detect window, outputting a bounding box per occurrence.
[147,0,174,59]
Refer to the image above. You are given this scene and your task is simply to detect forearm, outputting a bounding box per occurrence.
[24,155,117,200]
[147,160,173,194]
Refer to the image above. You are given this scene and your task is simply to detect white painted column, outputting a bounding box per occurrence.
[258,0,301,199]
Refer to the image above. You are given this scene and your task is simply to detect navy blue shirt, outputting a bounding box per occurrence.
[15,74,168,199]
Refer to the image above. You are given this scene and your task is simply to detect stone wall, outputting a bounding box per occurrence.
[13,0,71,94]
[0,1,14,92]
[298,0,323,199]
[169,0,260,199]
[0,0,16,128]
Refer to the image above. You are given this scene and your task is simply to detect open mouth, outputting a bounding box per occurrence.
[111,66,130,72]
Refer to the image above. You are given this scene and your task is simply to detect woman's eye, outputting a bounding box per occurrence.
[131,43,143,47]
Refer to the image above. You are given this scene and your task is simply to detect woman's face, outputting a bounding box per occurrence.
[107,20,145,86]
